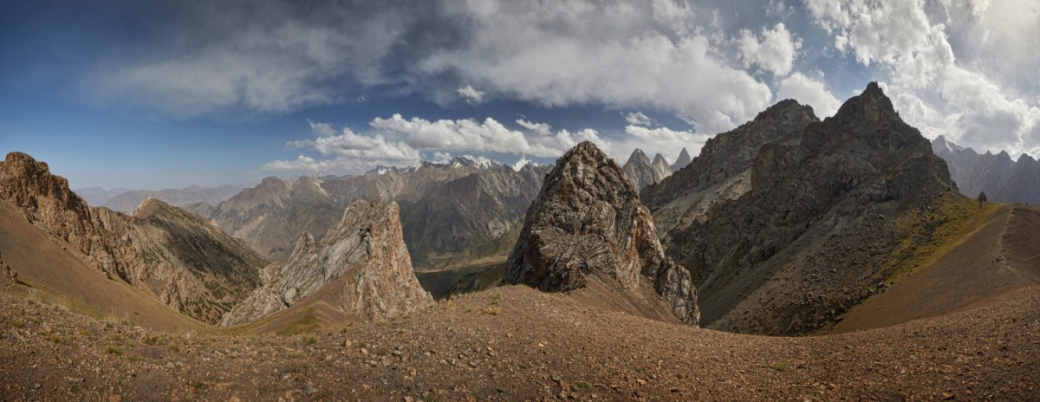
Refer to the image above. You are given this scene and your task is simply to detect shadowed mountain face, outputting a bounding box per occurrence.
[621,149,672,189]
[660,83,958,335]
[505,141,699,325]
[400,164,549,267]
[221,200,432,327]
[932,136,1040,204]
[0,153,266,324]
[642,99,819,238]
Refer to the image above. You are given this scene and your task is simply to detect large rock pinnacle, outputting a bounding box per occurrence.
[505,141,699,325]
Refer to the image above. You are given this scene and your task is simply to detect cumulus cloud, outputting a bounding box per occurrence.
[421,0,774,135]
[625,112,654,126]
[737,23,801,76]
[265,115,610,174]
[456,85,486,103]
[806,0,1040,155]
[776,73,842,118]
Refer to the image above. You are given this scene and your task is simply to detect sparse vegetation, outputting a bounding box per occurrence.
[105,346,122,356]
[12,319,24,329]
[773,362,789,372]
[484,306,501,315]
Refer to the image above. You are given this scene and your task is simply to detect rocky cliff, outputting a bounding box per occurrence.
[642,100,819,236]
[664,83,957,335]
[504,141,698,325]
[932,136,1040,204]
[0,153,266,323]
[222,200,433,326]
[622,149,672,189]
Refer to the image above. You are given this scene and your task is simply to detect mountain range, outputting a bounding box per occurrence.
[932,135,1040,204]
[3,82,1040,399]
[75,184,246,213]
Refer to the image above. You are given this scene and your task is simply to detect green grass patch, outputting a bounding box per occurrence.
[276,307,320,336]
[773,362,789,372]
[883,194,999,283]
[106,346,122,356]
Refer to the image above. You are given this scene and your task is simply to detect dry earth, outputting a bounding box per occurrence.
[1,276,1038,401]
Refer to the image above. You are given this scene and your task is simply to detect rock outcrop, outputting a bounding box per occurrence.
[664,83,957,335]
[622,149,672,189]
[0,153,266,324]
[670,148,692,172]
[932,136,1040,204]
[505,141,699,325]
[222,200,433,326]
[642,99,819,236]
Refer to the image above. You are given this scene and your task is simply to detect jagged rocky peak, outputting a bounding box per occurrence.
[222,199,433,326]
[623,148,672,189]
[504,141,699,325]
[670,148,692,172]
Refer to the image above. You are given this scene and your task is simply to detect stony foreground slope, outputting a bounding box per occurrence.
[1,278,1038,400]
[505,141,698,325]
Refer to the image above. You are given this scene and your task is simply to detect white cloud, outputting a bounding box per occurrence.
[265,115,611,174]
[456,85,486,103]
[776,73,842,118]
[737,23,801,76]
[625,112,654,126]
[805,0,1040,156]
[422,0,773,135]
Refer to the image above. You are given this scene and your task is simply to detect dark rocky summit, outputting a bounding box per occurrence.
[505,141,698,325]
[663,82,957,335]
[642,99,819,236]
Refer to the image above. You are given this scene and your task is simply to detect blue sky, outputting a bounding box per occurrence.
[1,0,1037,190]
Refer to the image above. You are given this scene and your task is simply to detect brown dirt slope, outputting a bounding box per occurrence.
[0,200,205,332]
[831,203,1040,333]
[1,283,1038,400]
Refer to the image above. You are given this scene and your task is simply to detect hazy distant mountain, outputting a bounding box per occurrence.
[931,136,1040,204]
[670,148,691,172]
[101,185,245,213]
[207,176,343,261]
[206,156,548,264]
[621,149,671,189]
[400,163,550,266]
[74,186,132,206]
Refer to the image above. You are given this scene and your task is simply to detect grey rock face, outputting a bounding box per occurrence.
[665,82,956,335]
[505,141,699,325]
[642,100,819,237]
[222,200,433,326]
[622,149,672,189]
[932,136,1040,204]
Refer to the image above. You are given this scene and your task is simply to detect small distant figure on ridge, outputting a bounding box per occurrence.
[978,191,988,208]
